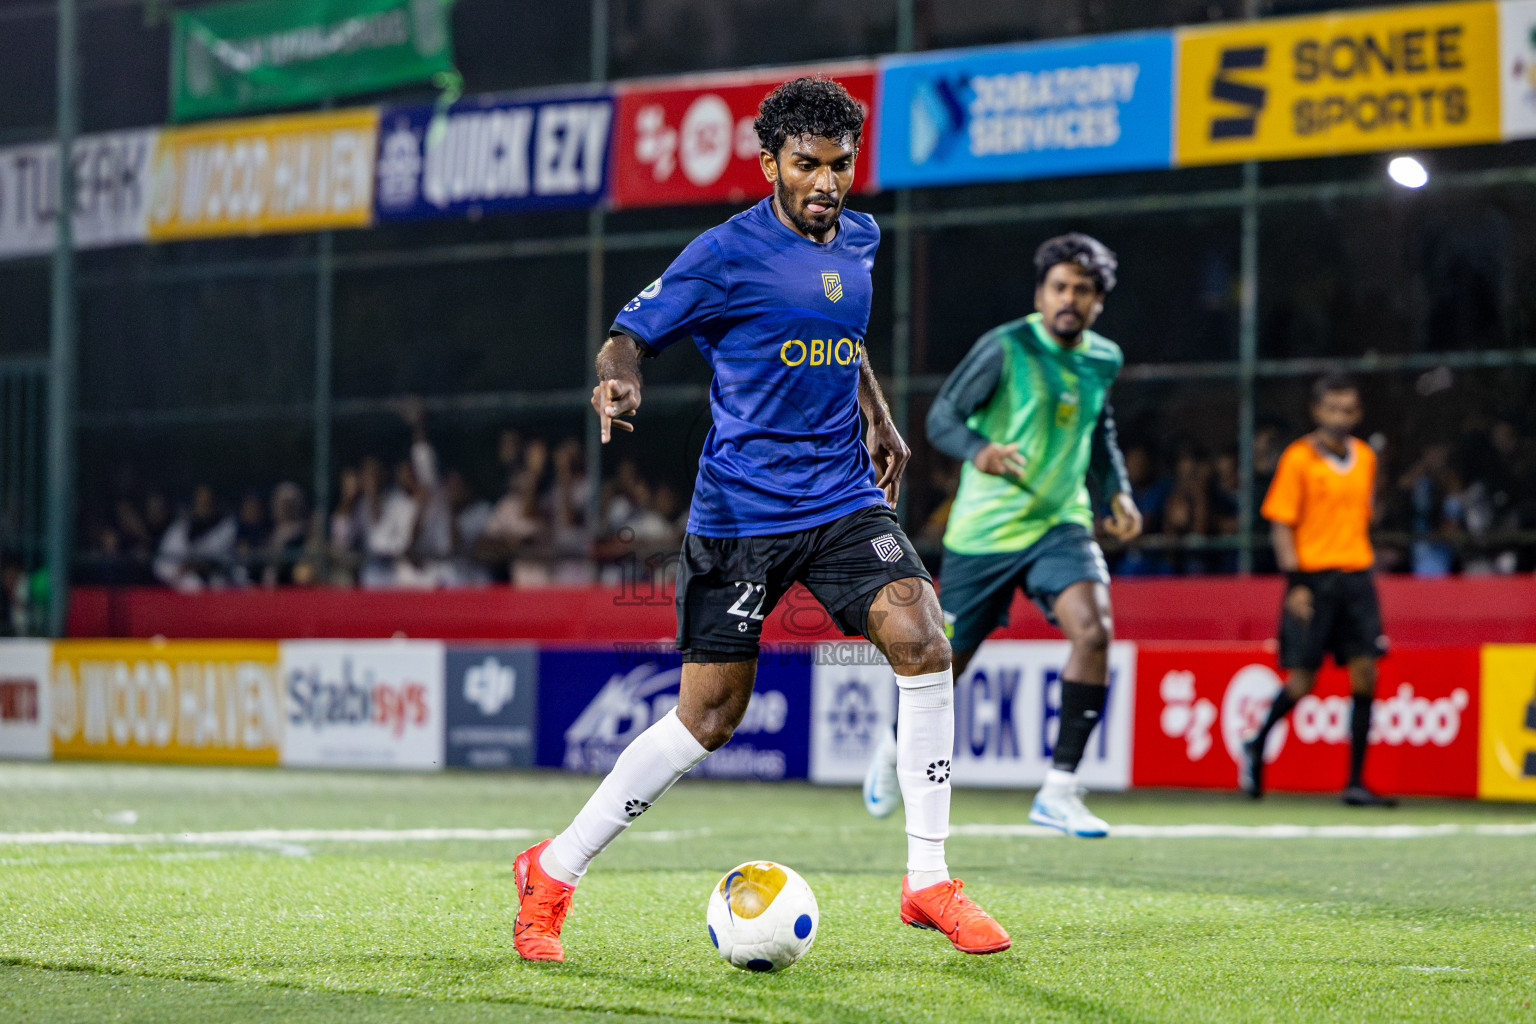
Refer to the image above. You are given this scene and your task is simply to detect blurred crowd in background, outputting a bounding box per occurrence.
[58,401,1536,596]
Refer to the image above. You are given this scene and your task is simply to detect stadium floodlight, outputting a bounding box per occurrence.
[1387,156,1428,189]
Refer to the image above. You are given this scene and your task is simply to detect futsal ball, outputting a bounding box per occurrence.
[706,861,818,972]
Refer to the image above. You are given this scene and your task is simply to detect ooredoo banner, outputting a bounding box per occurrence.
[537,647,811,780]
[877,32,1174,189]
[373,92,611,222]
[280,639,444,769]
[0,640,52,761]
[610,63,879,210]
[51,640,282,765]
[1132,644,1480,797]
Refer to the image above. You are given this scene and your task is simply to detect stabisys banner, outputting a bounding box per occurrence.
[0,130,157,260]
[373,91,611,222]
[280,640,445,769]
[1132,644,1480,797]
[610,63,879,210]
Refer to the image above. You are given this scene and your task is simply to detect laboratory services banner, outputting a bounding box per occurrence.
[148,107,378,239]
[876,33,1174,189]
[374,91,611,222]
[50,640,283,765]
[610,63,879,210]
[0,130,156,259]
[1175,1,1501,165]
[171,0,454,122]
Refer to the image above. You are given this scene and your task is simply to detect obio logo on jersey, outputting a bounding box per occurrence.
[780,337,864,367]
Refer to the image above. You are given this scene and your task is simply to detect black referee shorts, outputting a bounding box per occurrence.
[1278,569,1388,671]
[674,505,932,663]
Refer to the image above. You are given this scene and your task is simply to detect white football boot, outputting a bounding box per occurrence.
[861,728,900,818]
[1028,773,1109,838]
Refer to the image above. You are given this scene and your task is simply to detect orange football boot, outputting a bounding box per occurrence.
[900,877,1011,954]
[513,839,575,962]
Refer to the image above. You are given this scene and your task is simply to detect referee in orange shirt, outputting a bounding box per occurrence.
[1240,374,1395,807]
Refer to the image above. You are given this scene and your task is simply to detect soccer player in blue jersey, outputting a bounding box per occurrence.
[512,77,1010,961]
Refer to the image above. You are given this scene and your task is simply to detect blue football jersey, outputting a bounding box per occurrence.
[612,197,887,538]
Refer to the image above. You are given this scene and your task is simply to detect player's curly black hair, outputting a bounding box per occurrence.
[1033,233,1118,293]
[753,76,865,157]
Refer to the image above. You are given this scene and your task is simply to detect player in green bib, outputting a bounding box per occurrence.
[863,233,1143,836]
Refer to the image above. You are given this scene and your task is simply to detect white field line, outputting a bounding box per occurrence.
[0,822,1533,847]
[953,822,1536,839]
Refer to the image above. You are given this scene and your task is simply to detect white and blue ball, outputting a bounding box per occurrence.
[706,861,818,972]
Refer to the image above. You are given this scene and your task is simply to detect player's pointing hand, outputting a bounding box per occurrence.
[592,378,641,443]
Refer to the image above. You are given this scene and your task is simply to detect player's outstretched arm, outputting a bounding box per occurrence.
[593,333,644,444]
[858,359,909,507]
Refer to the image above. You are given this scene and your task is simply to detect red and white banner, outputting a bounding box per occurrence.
[611,63,880,210]
[1133,644,1480,798]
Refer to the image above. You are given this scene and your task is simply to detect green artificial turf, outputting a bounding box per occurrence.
[1,763,1534,1023]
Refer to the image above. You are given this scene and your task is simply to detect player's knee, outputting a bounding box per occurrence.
[891,631,951,676]
[688,709,739,752]
[1072,615,1112,654]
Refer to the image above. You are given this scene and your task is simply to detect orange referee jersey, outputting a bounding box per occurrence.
[1260,435,1375,572]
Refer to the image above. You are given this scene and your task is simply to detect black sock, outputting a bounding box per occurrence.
[1348,694,1372,787]
[1254,689,1297,746]
[1052,680,1107,772]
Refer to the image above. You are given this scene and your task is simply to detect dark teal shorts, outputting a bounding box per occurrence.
[937,523,1110,652]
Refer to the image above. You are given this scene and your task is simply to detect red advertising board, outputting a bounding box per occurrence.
[611,63,879,209]
[1133,644,1480,798]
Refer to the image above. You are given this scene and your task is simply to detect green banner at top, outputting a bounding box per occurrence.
[171,0,454,121]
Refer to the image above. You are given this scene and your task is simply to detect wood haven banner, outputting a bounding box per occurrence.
[1477,645,1536,800]
[51,640,281,765]
[611,63,879,210]
[1175,1,1500,165]
[148,107,378,240]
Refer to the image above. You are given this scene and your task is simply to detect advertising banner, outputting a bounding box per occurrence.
[374,92,611,222]
[877,33,1174,189]
[147,107,378,240]
[1477,645,1536,800]
[1175,1,1501,165]
[610,63,879,210]
[443,645,538,769]
[0,130,157,260]
[51,640,281,765]
[0,640,52,761]
[810,640,1134,789]
[538,647,811,780]
[808,645,898,785]
[1132,644,1480,797]
[171,0,454,121]
[1500,0,1536,137]
[280,640,445,769]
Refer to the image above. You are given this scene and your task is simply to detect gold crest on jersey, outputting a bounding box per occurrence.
[822,272,843,303]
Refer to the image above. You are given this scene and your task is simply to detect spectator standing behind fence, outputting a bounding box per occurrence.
[1241,374,1395,808]
[154,484,237,592]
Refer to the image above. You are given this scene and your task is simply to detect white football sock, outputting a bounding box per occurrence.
[1043,767,1077,790]
[896,667,953,883]
[543,707,709,884]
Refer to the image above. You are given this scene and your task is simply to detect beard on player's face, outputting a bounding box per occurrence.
[775,174,842,236]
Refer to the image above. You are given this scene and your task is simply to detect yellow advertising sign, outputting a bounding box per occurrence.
[52,640,282,765]
[1477,645,1536,800]
[1175,1,1500,165]
[147,107,377,240]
